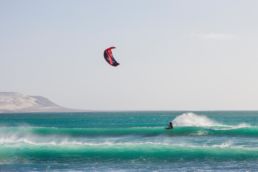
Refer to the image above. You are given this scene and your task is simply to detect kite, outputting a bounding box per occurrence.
[103,47,119,67]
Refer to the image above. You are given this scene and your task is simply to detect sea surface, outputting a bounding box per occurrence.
[0,111,258,171]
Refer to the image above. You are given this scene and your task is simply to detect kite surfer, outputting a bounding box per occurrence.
[166,121,174,129]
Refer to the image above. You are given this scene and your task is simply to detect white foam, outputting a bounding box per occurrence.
[0,135,256,151]
[232,123,251,129]
[172,112,221,127]
[211,141,233,148]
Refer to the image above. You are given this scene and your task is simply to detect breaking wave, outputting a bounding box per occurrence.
[0,141,258,162]
[172,112,221,127]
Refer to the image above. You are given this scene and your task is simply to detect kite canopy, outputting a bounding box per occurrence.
[104,47,119,67]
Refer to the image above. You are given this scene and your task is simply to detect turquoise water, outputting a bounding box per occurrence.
[0,111,258,171]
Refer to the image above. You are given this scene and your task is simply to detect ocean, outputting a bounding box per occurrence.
[0,111,258,171]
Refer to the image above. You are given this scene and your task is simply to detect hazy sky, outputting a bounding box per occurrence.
[1,0,258,110]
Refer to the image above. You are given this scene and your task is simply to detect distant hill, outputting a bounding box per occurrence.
[0,92,76,113]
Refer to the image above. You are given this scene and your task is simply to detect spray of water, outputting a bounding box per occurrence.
[172,112,220,127]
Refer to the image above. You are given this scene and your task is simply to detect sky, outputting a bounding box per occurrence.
[1,0,258,110]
